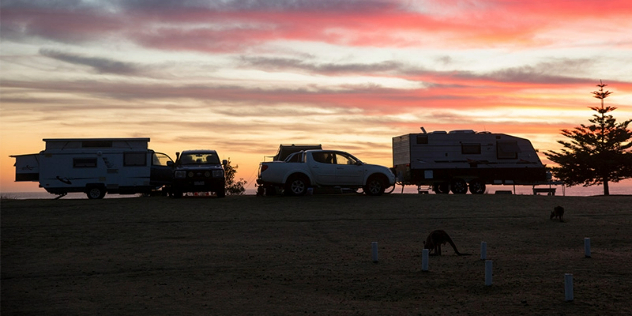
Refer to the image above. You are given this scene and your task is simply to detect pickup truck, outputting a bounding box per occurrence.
[257,149,395,196]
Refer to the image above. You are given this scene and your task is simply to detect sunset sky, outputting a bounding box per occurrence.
[1,0,631,193]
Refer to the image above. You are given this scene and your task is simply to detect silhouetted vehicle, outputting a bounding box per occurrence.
[11,138,174,199]
[257,149,396,196]
[171,150,227,198]
[257,144,322,195]
[392,128,547,194]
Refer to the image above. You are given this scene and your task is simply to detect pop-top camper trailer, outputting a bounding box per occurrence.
[392,128,548,194]
[12,138,174,199]
[271,144,322,161]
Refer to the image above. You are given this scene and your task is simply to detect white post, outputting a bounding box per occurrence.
[565,273,574,301]
[481,241,487,260]
[485,260,493,286]
[422,249,429,272]
[372,242,378,263]
[584,238,591,258]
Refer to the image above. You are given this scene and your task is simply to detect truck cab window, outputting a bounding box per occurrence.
[336,153,357,165]
[285,153,303,163]
[312,152,334,164]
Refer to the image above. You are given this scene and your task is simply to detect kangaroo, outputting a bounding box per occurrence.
[551,206,564,222]
[423,230,465,256]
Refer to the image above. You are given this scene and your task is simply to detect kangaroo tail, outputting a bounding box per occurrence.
[445,236,462,255]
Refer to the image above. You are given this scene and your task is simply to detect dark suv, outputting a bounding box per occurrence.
[172,150,226,198]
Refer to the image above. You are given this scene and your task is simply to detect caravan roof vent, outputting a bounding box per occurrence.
[449,130,475,134]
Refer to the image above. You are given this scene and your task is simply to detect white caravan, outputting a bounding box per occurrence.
[12,138,174,199]
[392,129,548,194]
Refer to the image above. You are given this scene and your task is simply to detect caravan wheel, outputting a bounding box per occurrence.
[449,178,468,194]
[432,182,449,194]
[86,186,106,199]
[469,179,486,194]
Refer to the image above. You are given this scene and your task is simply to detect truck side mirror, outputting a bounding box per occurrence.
[167,161,174,167]
[222,159,228,166]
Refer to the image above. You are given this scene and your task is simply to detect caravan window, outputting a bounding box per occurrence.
[73,158,97,168]
[497,141,520,159]
[124,153,147,166]
[82,141,113,148]
[462,143,481,155]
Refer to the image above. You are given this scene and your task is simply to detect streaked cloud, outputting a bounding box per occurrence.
[39,49,147,76]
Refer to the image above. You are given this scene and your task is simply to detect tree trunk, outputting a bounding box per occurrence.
[603,179,610,196]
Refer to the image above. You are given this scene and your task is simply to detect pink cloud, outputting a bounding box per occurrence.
[4,1,631,52]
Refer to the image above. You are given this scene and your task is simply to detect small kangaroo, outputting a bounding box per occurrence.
[423,230,465,256]
[551,206,564,222]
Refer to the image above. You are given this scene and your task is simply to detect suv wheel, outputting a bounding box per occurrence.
[364,176,385,196]
[217,188,226,198]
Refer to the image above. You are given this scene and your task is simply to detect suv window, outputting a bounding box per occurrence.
[180,153,220,165]
[152,152,173,166]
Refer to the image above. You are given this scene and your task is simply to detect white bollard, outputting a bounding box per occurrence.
[422,249,429,272]
[565,273,574,301]
[584,238,591,258]
[481,241,487,260]
[485,260,493,286]
[372,242,378,263]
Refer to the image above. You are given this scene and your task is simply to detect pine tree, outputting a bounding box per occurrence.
[224,158,247,195]
[545,81,632,195]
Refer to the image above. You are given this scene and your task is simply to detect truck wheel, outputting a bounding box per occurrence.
[433,182,449,194]
[450,178,468,194]
[86,186,106,199]
[285,175,308,196]
[469,179,486,194]
[364,175,385,196]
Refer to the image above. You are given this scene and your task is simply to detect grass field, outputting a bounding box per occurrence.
[2,194,631,315]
